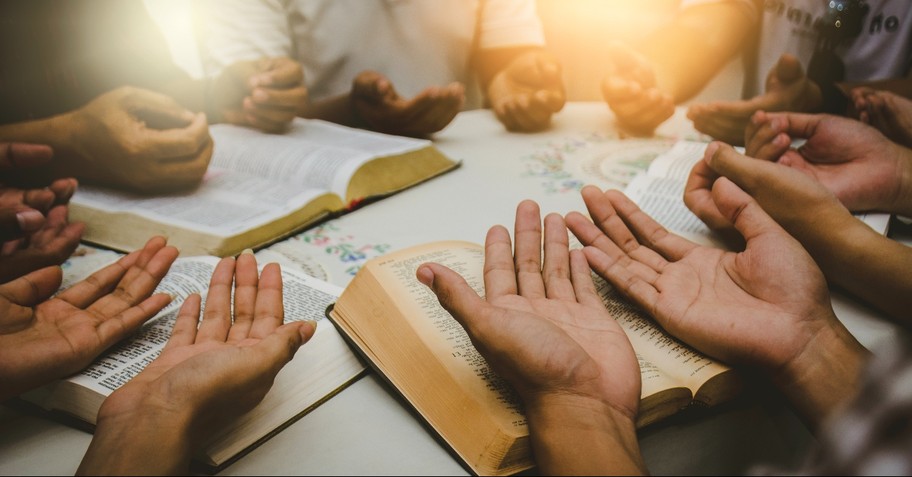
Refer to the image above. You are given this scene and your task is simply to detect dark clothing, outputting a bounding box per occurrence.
[0,0,189,124]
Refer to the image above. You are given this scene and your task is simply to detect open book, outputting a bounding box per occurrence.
[624,141,891,246]
[327,241,740,476]
[70,119,459,257]
[21,256,365,472]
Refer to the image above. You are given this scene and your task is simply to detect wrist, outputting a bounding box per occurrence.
[81,398,196,475]
[769,314,868,430]
[525,393,646,475]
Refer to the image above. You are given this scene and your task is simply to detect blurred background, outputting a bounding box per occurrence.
[144,0,743,105]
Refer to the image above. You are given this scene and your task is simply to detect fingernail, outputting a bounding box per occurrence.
[254,89,268,102]
[16,209,43,232]
[241,248,254,256]
[416,265,434,286]
[704,142,720,162]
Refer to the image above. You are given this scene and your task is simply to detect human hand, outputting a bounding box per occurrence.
[63,86,212,193]
[80,252,316,475]
[684,142,853,235]
[0,142,77,241]
[0,205,83,283]
[744,111,912,215]
[351,70,464,137]
[600,42,675,135]
[417,200,644,474]
[212,57,308,133]
[851,87,912,148]
[566,184,866,427]
[687,54,823,145]
[0,237,177,399]
[487,50,565,132]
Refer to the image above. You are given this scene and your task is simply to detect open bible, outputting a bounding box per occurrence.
[70,119,459,257]
[21,256,365,472]
[328,241,740,476]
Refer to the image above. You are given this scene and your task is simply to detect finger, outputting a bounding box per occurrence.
[87,245,177,318]
[197,257,236,343]
[710,177,785,243]
[0,266,62,306]
[57,236,165,307]
[250,262,285,339]
[96,293,172,347]
[21,189,56,213]
[141,112,213,162]
[352,71,392,103]
[683,155,732,231]
[251,320,317,376]
[416,262,489,335]
[745,111,791,160]
[164,293,201,349]
[603,190,698,261]
[250,85,307,110]
[704,141,779,195]
[494,98,521,131]
[566,201,662,284]
[227,250,258,342]
[513,200,546,298]
[46,177,78,205]
[568,249,603,308]
[483,225,518,300]
[542,213,575,300]
[0,143,54,171]
[0,208,44,241]
[243,98,295,132]
[127,89,196,126]
[582,245,659,313]
[534,88,565,113]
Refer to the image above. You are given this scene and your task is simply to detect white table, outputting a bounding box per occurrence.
[0,103,902,475]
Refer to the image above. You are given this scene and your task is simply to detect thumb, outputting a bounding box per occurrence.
[416,263,487,333]
[704,141,781,196]
[775,54,805,84]
[254,320,317,375]
[0,266,63,306]
[710,177,784,244]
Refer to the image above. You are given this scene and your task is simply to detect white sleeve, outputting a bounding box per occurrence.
[195,0,294,76]
[477,0,546,49]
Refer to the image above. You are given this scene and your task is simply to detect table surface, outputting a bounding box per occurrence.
[0,102,904,475]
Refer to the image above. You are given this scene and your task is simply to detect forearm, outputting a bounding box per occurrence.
[79,408,195,476]
[637,3,755,102]
[770,315,868,432]
[802,216,912,323]
[526,394,646,475]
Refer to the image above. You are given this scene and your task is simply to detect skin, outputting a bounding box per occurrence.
[481,49,566,132]
[684,141,912,323]
[601,3,755,135]
[566,184,867,430]
[0,237,177,399]
[687,54,823,145]
[743,111,912,216]
[78,252,317,476]
[0,56,306,193]
[850,87,912,148]
[417,201,645,475]
[419,189,867,474]
[303,47,565,136]
[0,142,83,282]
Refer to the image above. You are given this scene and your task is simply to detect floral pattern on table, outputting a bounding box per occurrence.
[293,222,392,279]
[521,131,684,195]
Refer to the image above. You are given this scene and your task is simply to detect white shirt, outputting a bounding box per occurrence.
[682,0,912,97]
[197,0,546,108]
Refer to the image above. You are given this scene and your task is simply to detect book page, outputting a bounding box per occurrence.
[625,174,720,248]
[591,275,730,396]
[209,119,431,198]
[369,243,527,428]
[64,257,345,397]
[73,167,328,236]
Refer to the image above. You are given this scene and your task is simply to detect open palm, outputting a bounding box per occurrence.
[0,237,177,399]
[419,200,640,416]
[566,184,835,372]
